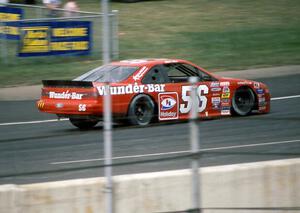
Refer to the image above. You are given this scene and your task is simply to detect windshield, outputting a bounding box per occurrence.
[75,65,139,83]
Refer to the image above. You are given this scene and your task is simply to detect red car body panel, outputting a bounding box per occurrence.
[37,59,270,123]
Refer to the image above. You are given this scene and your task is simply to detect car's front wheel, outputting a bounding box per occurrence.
[69,118,98,129]
[127,94,155,126]
[232,87,255,116]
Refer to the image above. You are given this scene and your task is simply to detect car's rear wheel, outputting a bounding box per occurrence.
[127,94,155,126]
[69,118,98,129]
[232,87,255,116]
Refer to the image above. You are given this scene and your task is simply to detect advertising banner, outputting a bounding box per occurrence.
[18,21,92,57]
[0,6,23,40]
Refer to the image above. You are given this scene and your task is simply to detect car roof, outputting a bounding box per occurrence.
[110,58,187,66]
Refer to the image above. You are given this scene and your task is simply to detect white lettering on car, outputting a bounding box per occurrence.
[96,84,165,96]
[49,91,83,100]
[180,85,209,114]
[78,104,86,111]
[220,81,230,86]
[133,66,148,81]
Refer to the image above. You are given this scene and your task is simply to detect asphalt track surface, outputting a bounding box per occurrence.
[0,74,299,185]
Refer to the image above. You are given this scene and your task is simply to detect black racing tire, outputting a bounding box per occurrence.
[69,118,98,129]
[127,94,155,126]
[232,87,255,116]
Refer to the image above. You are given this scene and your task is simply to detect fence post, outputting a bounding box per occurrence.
[102,2,113,213]
[111,10,119,60]
[189,76,201,212]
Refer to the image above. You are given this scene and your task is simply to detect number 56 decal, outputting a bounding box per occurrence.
[180,85,209,113]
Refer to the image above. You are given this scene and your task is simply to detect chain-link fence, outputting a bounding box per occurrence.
[0,1,299,213]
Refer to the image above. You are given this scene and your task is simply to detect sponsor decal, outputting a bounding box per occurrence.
[221,103,230,107]
[221,98,230,103]
[212,93,220,97]
[133,66,148,81]
[258,97,266,107]
[256,89,264,94]
[96,84,165,96]
[221,106,231,115]
[211,87,221,92]
[212,105,221,110]
[161,97,176,110]
[221,93,230,98]
[158,92,179,120]
[210,82,220,87]
[258,94,264,98]
[49,91,84,100]
[220,81,230,86]
[221,98,230,106]
[222,86,230,93]
[254,82,260,89]
[237,81,252,85]
[259,102,266,107]
[212,97,221,110]
[37,100,44,109]
[221,110,230,115]
[56,103,64,108]
[259,106,266,111]
[212,97,221,104]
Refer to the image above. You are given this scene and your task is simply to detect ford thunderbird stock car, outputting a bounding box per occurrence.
[37,59,270,129]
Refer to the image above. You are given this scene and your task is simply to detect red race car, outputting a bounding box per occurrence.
[37,59,270,129]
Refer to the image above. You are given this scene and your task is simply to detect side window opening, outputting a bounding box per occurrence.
[165,63,215,83]
[142,63,216,84]
[142,66,170,84]
[182,63,215,81]
[165,63,196,83]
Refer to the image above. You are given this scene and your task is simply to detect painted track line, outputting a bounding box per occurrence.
[0,118,68,126]
[51,139,300,165]
[0,94,299,126]
[271,94,300,101]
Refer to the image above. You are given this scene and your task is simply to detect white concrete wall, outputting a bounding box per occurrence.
[1,158,300,213]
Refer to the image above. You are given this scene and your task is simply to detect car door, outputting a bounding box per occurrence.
[163,63,219,120]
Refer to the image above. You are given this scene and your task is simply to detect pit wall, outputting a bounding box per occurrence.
[1,158,299,213]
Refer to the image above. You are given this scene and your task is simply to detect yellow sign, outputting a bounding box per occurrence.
[0,26,18,35]
[52,28,87,37]
[18,21,91,56]
[0,12,21,21]
[51,41,89,51]
[20,27,50,53]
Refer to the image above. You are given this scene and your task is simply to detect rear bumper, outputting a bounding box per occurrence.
[37,99,103,116]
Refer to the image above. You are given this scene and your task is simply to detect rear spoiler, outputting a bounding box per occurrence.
[42,80,94,88]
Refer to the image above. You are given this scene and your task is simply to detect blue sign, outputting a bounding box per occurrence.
[18,21,92,57]
[0,7,23,21]
[0,7,23,40]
